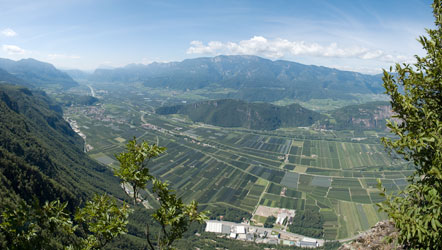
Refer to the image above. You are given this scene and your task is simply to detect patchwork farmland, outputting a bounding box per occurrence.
[64,89,412,240]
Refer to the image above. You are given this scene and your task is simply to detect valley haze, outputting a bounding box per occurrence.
[0,0,435,249]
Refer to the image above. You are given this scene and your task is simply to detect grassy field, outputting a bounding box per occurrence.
[63,87,411,240]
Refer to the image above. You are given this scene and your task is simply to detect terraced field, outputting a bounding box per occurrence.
[64,89,412,240]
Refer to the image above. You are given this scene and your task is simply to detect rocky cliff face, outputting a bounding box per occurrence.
[339,220,402,250]
[349,105,393,129]
[326,101,395,131]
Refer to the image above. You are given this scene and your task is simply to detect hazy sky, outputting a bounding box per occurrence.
[0,0,435,73]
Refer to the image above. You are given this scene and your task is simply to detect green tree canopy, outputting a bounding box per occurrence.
[378,0,442,248]
[114,138,207,250]
[75,194,131,250]
[0,195,129,250]
[114,138,166,205]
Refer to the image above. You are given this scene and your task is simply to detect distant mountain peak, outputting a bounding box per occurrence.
[0,57,78,89]
[89,55,383,102]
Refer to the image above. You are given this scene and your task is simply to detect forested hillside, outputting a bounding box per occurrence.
[325,101,392,131]
[0,58,78,89]
[0,83,124,214]
[156,99,393,131]
[0,68,32,87]
[156,99,325,130]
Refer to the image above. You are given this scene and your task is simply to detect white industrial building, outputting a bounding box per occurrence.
[296,237,319,248]
[205,221,231,234]
[235,225,246,234]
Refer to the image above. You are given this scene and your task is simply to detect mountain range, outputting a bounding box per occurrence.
[0,58,78,89]
[86,55,383,101]
[0,55,383,103]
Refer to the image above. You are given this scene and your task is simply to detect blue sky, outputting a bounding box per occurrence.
[0,0,435,73]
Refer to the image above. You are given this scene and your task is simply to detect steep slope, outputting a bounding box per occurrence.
[156,99,325,130]
[63,69,92,81]
[91,55,382,101]
[0,68,32,87]
[0,83,123,211]
[326,101,392,131]
[0,58,78,89]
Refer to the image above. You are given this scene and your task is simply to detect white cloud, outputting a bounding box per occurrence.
[2,44,25,54]
[1,28,17,37]
[380,54,414,63]
[141,57,153,65]
[187,36,412,63]
[47,53,80,60]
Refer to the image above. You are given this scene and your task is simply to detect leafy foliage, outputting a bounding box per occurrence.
[114,138,166,204]
[263,216,276,228]
[150,179,206,249]
[378,0,442,248]
[75,194,131,249]
[114,138,207,250]
[1,194,130,250]
[0,200,74,250]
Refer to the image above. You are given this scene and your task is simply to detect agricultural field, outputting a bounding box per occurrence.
[64,86,412,240]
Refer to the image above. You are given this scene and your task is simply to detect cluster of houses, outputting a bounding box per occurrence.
[66,105,126,124]
[205,221,320,248]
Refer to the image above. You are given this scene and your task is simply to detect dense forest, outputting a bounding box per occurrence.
[53,93,99,106]
[288,209,324,238]
[207,206,252,223]
[156,98,395,131]
[324,101,391,131]
[156,99,324,130]
[0,83,128,248]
